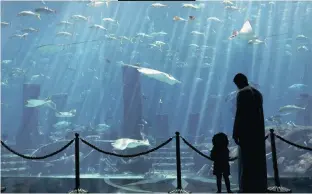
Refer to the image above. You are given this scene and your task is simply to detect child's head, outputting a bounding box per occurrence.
[212,132,229,148]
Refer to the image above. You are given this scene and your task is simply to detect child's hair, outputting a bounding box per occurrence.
[212,132,229,148]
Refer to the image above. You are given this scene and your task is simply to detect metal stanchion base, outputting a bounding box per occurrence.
[1,186,6,192]
[68,188,88,193]
[168,188,191,193]
[267,186,292,193]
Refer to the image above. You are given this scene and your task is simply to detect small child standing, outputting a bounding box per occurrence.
[210,133,232,193]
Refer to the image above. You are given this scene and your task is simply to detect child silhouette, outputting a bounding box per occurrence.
[210,133,232,193]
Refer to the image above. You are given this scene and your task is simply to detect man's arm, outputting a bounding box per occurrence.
[233,91,244,145]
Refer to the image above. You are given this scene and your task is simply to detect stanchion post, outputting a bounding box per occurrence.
[75,133,80,190]
[267,129,291,193]
[69,133,87,193]
[175,132,182,190]
[168,132,190,193]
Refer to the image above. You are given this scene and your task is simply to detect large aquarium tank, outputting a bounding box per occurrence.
[1,0,312,192]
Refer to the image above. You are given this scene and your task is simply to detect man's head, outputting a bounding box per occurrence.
[233,73,249,89]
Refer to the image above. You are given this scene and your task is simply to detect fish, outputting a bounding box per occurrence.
[1,60,13,64]
[207,17,223,23]
[111,138,150,150]
[297,45,309,52]
[20,27,39,33]
[55,109,76,118]
[136,33,153,38]
[248,39,265,45]
[30,74,45,81]
[36,44,66,54]
[93,123,111,132]
[296,34,309,42]
[123,64,181,85]
[278,105,306,114]
[87,1,109,7]
[53,121,72,130]
[225,91,237,102]
[182,3,203,9]
[150,31,167,36]
[25,98,56,110]
[225,5,245,12]
[189,16,195,20]
[71,15,90,22]
[9,33,29,39]
[102,18,119,25]
[229,20,257,41]
[57,20,73,27]
[151,3,167,8]
[89,24,107,31]
[189,44,200,48]
[56,31,73,37]
[1,22,11,27]
[173,16,187,22]
[222,0,234,5]
[149,41,166,51]
[34,7,56,14]
[288,84,308,90]
[17,11,41,20]
[191,31,205,36]
[266,115,282,125]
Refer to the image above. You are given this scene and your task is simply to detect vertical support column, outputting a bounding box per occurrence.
[155,114,169,144]
[47,93,68,140]
[16,84,40,149]
[186,113,200,144]
[122,65,143,139]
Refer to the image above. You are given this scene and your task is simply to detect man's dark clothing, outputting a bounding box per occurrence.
[233,86,267,193]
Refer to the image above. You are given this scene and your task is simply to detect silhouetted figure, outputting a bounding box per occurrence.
[210,133,232,193]
[232,73,267,193]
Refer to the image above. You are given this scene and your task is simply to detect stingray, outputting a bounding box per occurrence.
[123,64,181,85]
[229,20,257,40]
[104,178,152,193]
[111,138,150,150]
[25,98,56,110]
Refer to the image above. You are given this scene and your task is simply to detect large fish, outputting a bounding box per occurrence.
[25,98,56,110]
[53,121,72,130]
[229,20,257,41]
[111,138,150,150]
[278,105,306,115]
[288,84,308,90]
[17,11,41,20]
[123,64,181,85]
[55,109,76,118]
[90,123,111,132]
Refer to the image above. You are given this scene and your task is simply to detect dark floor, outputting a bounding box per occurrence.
[1,176,312,193]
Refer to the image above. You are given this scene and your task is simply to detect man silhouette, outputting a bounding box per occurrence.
[232,73,267,193]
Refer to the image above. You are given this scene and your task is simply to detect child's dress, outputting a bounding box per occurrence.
[211,148,230,176]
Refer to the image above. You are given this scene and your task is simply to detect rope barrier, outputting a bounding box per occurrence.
[275,134,312,151]
[0,139,74,160]
[180,136,238,161]
[80,137,174,158]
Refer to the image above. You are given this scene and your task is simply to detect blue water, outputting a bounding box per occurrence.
[1,1,312,179]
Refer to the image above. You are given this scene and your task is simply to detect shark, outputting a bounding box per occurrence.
[111,138,150,150]
[123,64,181,85]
